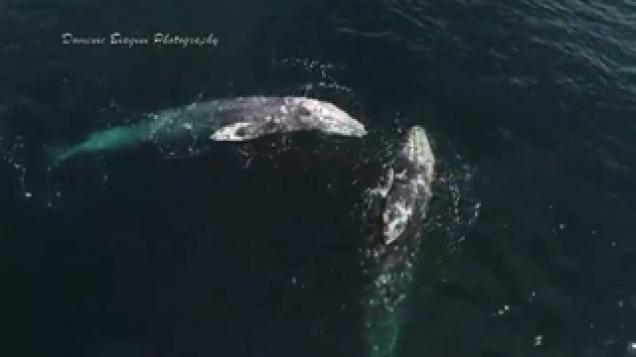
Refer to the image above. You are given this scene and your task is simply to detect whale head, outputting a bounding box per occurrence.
[288,97,367,138]
[404,126,434,168]
[380,126,435,245]
[209,96,366,141]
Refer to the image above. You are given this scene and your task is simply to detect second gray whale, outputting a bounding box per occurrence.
[51,96,366,165]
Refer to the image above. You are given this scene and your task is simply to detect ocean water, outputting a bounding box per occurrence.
[1,0,635,356]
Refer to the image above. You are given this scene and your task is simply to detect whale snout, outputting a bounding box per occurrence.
[296,98,367,138]
[322,119,367,137]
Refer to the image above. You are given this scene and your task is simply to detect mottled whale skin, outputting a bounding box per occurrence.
[361,126,435,357]
[373,126,435,245]
[208,96,366,141]
[51,96,366,165]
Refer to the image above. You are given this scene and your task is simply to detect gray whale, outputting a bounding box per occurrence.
[361,126,435,357]
[51,96,366,165]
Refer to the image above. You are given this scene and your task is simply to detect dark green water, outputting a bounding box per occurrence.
[1,0,635,356]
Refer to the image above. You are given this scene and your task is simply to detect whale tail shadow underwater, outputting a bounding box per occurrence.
[360,125,435,357]
[48,96,367,166]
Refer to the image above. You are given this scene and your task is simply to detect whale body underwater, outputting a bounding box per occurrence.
[50,96,367,165]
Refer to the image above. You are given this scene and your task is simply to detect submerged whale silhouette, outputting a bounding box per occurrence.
[50,96,366,165]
